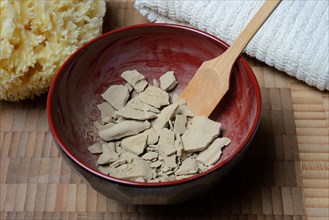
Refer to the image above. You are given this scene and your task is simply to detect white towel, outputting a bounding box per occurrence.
[135,0,329,91]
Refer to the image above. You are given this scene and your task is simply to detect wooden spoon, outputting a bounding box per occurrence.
[180,0,281,116]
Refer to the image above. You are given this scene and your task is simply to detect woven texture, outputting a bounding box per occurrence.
[134,0,329,91]
[1,1,328,219]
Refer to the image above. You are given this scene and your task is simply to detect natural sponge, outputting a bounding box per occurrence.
[0,0,106,101]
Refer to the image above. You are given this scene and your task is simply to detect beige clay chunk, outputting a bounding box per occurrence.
[174,115,187,135]
[160,153,177,169]
[119,151,140,163]
[97,164,111,175]
[97,143,119,165]
[124,83,134,93]
[121,133,148,155]
[98,120,150,141]
[108,158,151,181]
[139,86,170,108]
[121,70,148,93]
[135,177,146,182]
[142,128,159,145]
[126,96,160,114]
[142,151,158,161]
[115,106,157,120]
[97,102,115,118]
[196,137,231,165]
[159,71,177,91]
[95,122,115,131]
[172,94,194,117]
[182,116,221,152]
[153,79,159,87]
[150,160,163,168]
[175,133,183,157]
[111,159,128,168]
[175,158,198,176]
[157,128,176,156]
[101,85,129,110]
[102,117,112,124]
[88,143,103,154]
[151,103,179,131]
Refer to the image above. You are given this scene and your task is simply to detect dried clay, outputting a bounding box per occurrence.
[101,85,129,110]
[88,70,231,182]
[159,71,177,91]
[121,70,148,93]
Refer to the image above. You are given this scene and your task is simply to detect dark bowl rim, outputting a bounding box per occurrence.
[47,23,262,187]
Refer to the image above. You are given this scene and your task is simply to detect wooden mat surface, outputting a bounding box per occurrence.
[1,1,328,219]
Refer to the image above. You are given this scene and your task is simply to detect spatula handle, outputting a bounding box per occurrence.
[219,0,281,67]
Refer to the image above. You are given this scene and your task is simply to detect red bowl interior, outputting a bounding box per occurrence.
[47,24,261,186]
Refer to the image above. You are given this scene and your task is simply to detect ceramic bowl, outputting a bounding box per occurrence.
[47,24,261,204]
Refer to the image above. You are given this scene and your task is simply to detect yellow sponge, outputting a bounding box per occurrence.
[0,0,106,101]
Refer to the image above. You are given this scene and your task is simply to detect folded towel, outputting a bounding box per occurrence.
[135,0,329,91]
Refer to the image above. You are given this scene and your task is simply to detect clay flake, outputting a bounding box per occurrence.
[121,133,148,155]
[121,70,148,93]
[88,70,231,182]
[139,86,170,108]
[101,85,129,110]
[182,116,221,152]
[98,120,150,141]
[159,71,177,91]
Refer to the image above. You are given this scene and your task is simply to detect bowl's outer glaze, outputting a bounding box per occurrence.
[47,24,261,204]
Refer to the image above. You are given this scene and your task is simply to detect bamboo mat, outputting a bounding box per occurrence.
[1,0,328,219]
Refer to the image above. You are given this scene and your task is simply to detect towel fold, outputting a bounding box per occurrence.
[135,0,329,91]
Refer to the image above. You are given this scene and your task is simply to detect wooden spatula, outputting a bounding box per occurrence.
[180,0,281,116]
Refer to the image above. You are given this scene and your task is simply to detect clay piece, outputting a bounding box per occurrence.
[119,151,140,163]
[159,71,177,91]
[111,159,128,168]
[121,133,148,155]
[96,102,115,119]
[157,128,176,156]
[151,103,178,131]
[94,122,115,131]
[196,137,231,165]
[139,86,170,108]
[126,96,160,114]
[98,120,150,141]
[97,165,111,175]
[142,128,159,145]
[89,69,231,183]
[175,158,198,176]
[174,133,183,158]
[115,106,157,120]
[142,151,158,161]
[135,177,146,182]
[160,153,177,169]
[88,143,103,154]
[152,79,159,87]
[172,94,194,117]
[108,158,151,181]
[121,70,148,93]
[182,116,221,152]
[173,115,187,135]
[101,85,129,110]
[150,160,163,168]
[96,144,119,165]
[124,82,133,93]
[101,116,112,124]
